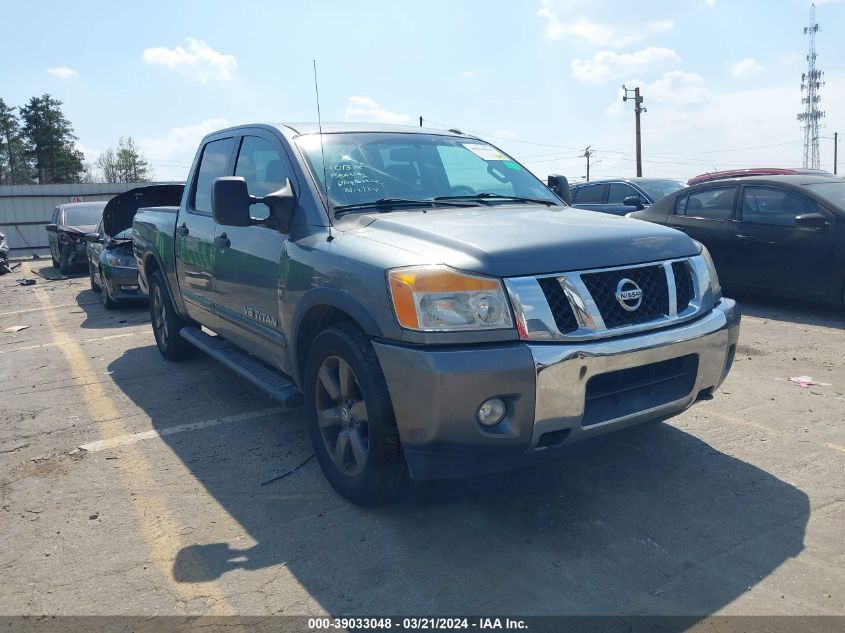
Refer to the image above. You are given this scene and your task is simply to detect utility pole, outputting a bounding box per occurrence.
[419,116,423,128]
[834,132,838,175]
[582,146,593,181]
[622,85,646,176]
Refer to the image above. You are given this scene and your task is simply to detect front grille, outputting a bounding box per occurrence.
[537,277,578,334]
[582,355,699,427]
[673,261,694,312]
[581,265,669,329]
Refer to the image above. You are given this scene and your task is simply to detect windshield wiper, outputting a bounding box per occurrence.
[434,193,558,206]
[332,197,477,214]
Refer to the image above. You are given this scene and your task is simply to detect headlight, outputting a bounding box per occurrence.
[387,265,514,331]
[697,243,722,301]
[106,252,134,267]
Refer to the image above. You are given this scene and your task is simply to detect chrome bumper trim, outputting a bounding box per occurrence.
[527,299,740,449]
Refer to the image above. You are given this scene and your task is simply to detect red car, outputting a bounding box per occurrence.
[688,168,834,186]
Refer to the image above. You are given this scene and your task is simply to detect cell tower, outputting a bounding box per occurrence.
[797,3,825,169]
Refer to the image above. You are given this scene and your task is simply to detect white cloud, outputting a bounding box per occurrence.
[537,1,673,47]
[344,96,411,125]
[572,47,681,83]
[704,0,716,8]
[138,117,229,160]
[142,38,237,83]
[606,70,711,115]
[75,143,102,163]
[730,57,763,79]
[47,67,78,79]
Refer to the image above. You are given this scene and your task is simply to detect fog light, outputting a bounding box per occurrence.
[477,397,507,427]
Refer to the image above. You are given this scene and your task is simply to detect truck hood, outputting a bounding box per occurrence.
[347,205,699,277]
[103,184,184,237]
[58,224,97,236]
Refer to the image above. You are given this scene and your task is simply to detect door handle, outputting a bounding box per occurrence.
[176,223,189,238]
[214,233,231,249]
[735,234,755,242]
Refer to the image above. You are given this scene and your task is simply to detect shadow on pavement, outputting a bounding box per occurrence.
[108,345,809,619]
[73,288,149,329]
[729,289,845,329]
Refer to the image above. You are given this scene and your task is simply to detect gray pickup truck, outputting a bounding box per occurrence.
[133,123,740,504]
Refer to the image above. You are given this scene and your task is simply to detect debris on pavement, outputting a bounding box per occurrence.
[789,376,831,388]
[3,325,30,333]
[260,453,315,486]
[17,278,36,286]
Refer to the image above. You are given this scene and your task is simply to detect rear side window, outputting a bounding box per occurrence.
[675,187,736,220]
[607,183,639,204]
[741,186,820,227]
[572,184,607,204]
[192,137,235,214]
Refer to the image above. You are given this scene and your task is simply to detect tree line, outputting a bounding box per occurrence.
[0,94,153,185]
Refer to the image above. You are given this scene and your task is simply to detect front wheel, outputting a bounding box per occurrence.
[89,264,100,291]
[304,323,409,505]
[58,246,72,275]
[100,270,118,310]
[149,270,196,361]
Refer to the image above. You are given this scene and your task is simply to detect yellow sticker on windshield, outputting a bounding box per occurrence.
[463,143,510,162]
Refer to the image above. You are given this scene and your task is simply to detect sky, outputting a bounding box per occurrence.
[1,0,843,183]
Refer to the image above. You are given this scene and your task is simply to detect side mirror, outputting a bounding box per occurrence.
[794,212,830,230]
[212,176,297,232]
[46,224,58,233]
[212,177,253,227]
[84,232,101,243]
[623,195,645,210]
[262,178,297,234]
[547,174,572,205]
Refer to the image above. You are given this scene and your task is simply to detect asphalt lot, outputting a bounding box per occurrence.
[1,260,843,618]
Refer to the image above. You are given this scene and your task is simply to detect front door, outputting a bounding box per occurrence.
[175,136,235,321]
[732,185,837,298]
[212,133,292,368]
[664,185,738,286]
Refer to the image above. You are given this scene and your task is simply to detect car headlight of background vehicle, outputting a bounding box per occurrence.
[105,252,135,268]
[388,265,514,331]
[696,242,722,301]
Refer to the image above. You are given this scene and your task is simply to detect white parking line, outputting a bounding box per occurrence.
[0,302,98,318]
[79,406,290,453]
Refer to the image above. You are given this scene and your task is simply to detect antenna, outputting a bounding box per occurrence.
[312,60,330,206]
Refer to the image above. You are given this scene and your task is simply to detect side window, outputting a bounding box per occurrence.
[53,207,60,224]
[680,187,736,220]
[741,187,819,227]
[607,183,638,204]
[235,136,290,221]
[572,184,607,204]
[192,137,235,214]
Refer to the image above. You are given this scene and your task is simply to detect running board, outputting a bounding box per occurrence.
[180,326,304,409]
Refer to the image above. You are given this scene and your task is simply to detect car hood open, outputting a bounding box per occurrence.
[103,184,184,237]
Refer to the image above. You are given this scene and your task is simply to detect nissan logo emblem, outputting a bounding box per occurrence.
[615,278,643,311]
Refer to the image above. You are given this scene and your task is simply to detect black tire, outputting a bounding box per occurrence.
[51,252,59,268]
[149,270,196,361]
[89,263,100,291]
[304,322,409,505]
[100,270,118,310]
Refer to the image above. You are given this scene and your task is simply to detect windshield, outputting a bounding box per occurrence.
[63,204,104,226]
[805,182,845,208]
[635,179,686,202]
[295,133,561,212]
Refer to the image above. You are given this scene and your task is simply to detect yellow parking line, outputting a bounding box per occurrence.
[32,285,237,615]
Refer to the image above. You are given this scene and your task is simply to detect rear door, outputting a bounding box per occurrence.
[571,183,609,212]
[176,136,235,320]
[211,132,293,367]
[732,185,837,297]
[664,186,738,285]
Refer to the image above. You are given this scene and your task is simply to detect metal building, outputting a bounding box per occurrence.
[0,182,179,258]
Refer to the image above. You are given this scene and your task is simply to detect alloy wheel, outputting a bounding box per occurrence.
[315,355,369,476]
[152,284,168,347]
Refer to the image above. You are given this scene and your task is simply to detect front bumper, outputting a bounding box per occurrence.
[104,265,144,301]
[373,299,740,480]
